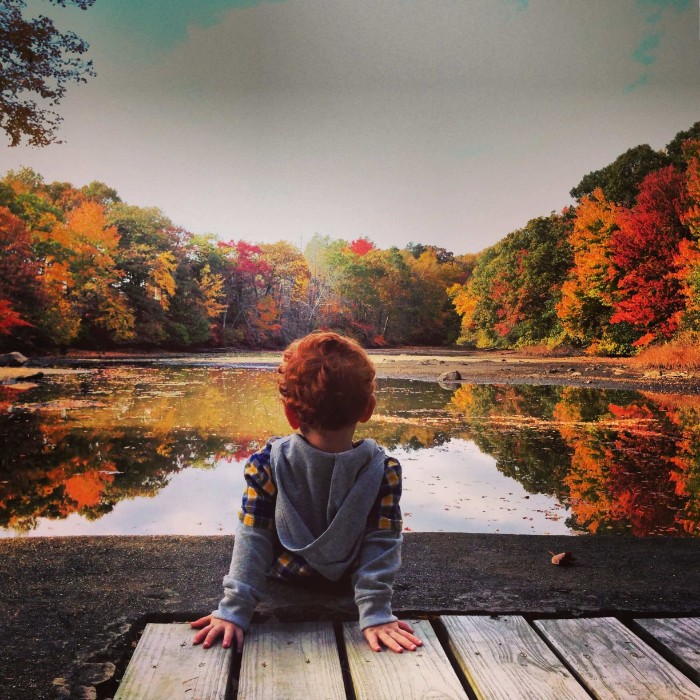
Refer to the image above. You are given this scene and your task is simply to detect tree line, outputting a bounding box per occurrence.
[0,169,473,351]
[2,121,699,355]
[449,121,700,355]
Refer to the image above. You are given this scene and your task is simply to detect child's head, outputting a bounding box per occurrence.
[278,331,376,432]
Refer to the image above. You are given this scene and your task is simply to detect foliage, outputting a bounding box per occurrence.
[450,213,572,348]
[5,120,700,355]
[447,121,700,358]
[666,121,700,170]
[569,144,670,208]
[556,189,635,354]
[0,0,96,146]
[609,166,688,347]
[0,168,475,350]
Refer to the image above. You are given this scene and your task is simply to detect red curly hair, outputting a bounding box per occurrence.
[278,332,376,431]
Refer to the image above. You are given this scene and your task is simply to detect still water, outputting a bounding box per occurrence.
[1,365,698,537]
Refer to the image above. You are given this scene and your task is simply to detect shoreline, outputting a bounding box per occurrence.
[2,348,699,395]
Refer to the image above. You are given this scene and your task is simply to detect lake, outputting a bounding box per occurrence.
[1,364,698,537]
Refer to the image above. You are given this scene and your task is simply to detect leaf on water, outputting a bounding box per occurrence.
[549,551,574,566]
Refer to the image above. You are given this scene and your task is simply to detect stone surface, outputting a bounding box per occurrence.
[439,370,462,381]
[0,534,698,700]
[0,352,28,367]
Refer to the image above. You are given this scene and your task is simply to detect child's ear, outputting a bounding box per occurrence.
[358,394,376,424]
[283,403,302,430]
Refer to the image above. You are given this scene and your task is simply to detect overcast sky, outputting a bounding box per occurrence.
[4,0,700,254]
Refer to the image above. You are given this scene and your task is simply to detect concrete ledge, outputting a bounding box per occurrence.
[1,534,698,699]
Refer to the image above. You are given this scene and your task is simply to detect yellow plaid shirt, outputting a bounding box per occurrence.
[238,440,402,581]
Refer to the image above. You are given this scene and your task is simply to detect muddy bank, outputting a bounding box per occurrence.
[1,534,699,700]
[2,348,698,395]
[369,349,699,394]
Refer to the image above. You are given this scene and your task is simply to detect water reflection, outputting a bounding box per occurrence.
[448,385,699,536]
[0,367,698,536]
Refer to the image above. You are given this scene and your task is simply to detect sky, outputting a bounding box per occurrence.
[3,0,700,255]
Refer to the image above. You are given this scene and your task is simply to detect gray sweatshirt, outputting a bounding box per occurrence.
[212,433,402,630]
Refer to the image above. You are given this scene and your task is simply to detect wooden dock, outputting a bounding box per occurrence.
[114,615,700,699]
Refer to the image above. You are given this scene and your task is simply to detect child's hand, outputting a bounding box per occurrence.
[190,615,244,653]
[363,620,423,653]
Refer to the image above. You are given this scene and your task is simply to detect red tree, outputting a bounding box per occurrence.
[347,237,376,256]
[0,206,41,335]
[610,166,689,346]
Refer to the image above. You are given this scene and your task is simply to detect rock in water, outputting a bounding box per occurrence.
[439,370,462,381]
[0,352,28,367]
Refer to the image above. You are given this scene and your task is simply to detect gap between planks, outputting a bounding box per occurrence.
[535,617,700,700]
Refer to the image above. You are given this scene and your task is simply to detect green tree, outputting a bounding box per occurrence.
[570,145,671,208]
[107,204,181,345]
[666,121,700,170]
[452,214,573,348]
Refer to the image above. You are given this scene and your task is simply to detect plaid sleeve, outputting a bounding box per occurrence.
[238,442,277,530]
[366,457,402,532]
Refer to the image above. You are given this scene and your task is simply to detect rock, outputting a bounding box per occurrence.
[0,351,28,367]
[77,662,116,686]
[439,370,462,382]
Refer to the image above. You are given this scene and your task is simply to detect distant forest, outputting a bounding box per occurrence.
[1,121,699,355]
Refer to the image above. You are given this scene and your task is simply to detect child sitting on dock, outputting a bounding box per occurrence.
[191,331,422,655]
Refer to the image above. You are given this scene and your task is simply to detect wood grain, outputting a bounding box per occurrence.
[535,617,700,700]
[113,623,231,700]
[343,619,468,700]
[237,621,345,700]
[441,615,589,700]
[634,618,700,685]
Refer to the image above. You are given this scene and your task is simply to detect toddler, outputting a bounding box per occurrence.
[191,331,421,654]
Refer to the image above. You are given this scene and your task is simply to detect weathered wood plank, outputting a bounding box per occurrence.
[113,623,231,700]
[343,619,468,700]
[634,618,700,685]
[237,621,345,700]
[441,614,589,700]
[535,617,700,700]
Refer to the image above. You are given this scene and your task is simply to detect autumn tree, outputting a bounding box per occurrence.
[214,240,274,346]
[557,189,636,354]
[1,169,84,346]
[107,204,181,345]
[403,247,468,345]
[60,201,134,343]
[674,141,700,333]
[258,241,310,343]
[609,166,689,347]
[451,214,573,348]
[0,207,41,341]
[1,0,96,146]
[302,234,347,332]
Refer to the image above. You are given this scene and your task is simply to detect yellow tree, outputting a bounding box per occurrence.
[199,263,227,320]
[557,189,626,354]
[259,241,310,340]
[56,200,135,341]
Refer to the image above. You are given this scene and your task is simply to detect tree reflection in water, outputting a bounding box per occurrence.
[0,367,698,536]
[449,385,699,536]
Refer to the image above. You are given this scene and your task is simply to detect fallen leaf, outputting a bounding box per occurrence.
[549,551,574,566]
